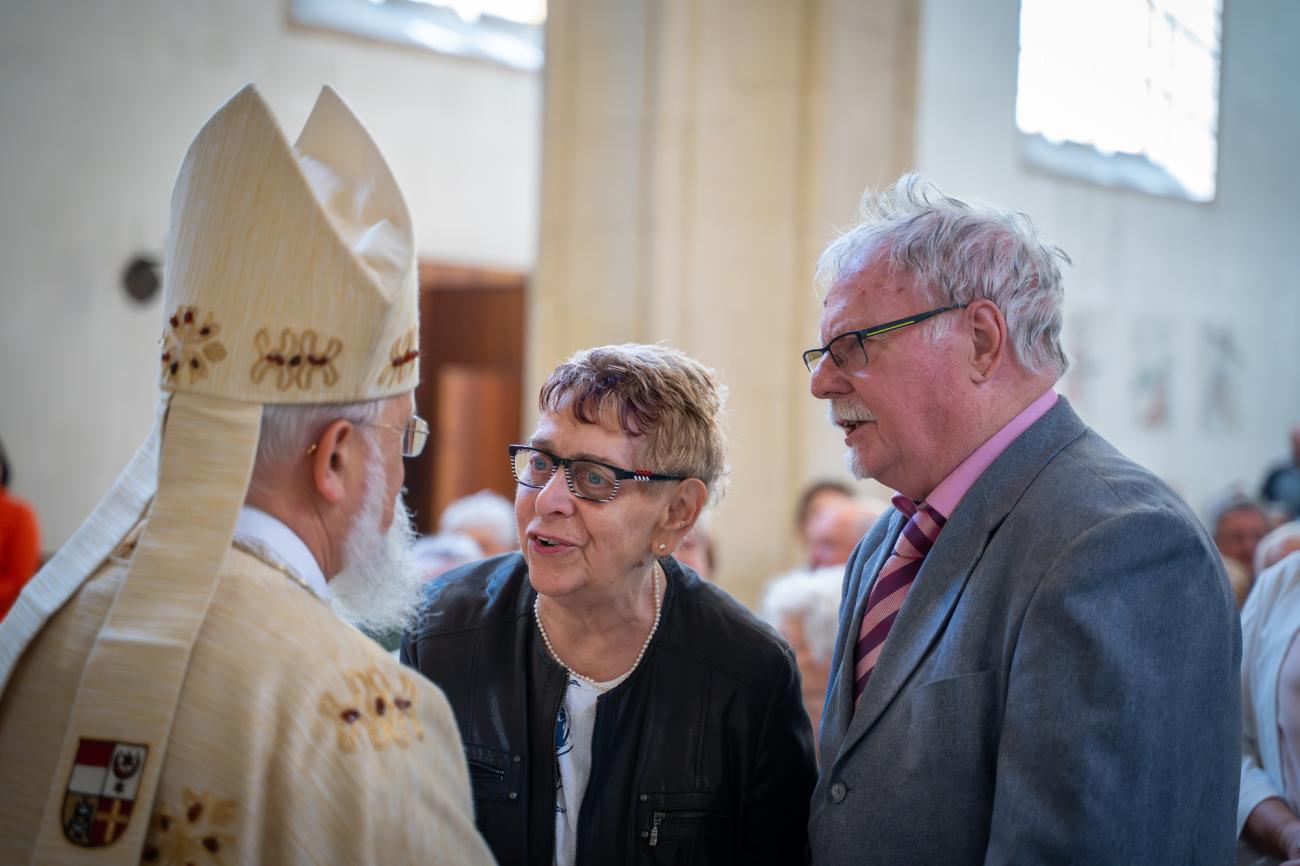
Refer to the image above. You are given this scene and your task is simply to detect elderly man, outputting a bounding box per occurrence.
[806,497,888,569]
[1215,494,1274,573]
[804,176,1239,864]
[0,87,493,865]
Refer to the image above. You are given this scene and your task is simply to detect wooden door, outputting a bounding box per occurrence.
[404,263,527,534]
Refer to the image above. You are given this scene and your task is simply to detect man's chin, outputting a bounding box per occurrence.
[845,449,874,482]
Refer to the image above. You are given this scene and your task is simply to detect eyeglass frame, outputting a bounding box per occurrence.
[507,444,684,503]
[359,414,429,458]
[801,304,968,373]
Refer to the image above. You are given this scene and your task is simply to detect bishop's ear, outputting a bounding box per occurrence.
[309,419,360,505]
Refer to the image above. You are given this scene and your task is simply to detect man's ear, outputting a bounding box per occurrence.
[967,299,1009,382]
[310,418,359,505]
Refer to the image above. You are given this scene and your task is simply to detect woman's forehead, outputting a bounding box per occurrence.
[531,410,643,465]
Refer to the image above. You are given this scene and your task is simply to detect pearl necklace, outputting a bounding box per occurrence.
[534,561,664,687]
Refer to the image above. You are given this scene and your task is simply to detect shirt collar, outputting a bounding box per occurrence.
[233,505,331,601]
[907,388,1059,521]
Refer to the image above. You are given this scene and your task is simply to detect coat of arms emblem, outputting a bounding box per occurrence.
[61,738,149,847]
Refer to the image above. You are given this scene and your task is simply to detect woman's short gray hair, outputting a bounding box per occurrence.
[538,343,729,502]
[816,174,1071,379]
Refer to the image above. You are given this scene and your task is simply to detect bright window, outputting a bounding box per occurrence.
[1016,0,1222,202]
[292,0,546,72]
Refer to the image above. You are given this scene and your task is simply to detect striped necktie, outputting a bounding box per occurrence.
[853,503,946,707]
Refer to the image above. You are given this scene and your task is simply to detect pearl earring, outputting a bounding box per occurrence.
[657,543,666,551]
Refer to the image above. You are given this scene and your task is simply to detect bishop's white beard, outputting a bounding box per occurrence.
[330,454,424,634]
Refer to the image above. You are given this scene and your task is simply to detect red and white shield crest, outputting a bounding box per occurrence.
[61,738,149,847]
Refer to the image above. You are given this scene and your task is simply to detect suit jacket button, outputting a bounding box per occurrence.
[830,781,847,803]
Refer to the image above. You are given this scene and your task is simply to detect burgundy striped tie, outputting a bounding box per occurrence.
[853,503,946,706]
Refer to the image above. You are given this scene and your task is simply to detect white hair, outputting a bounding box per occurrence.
[816,174,1071,379]
[438,490,517,552]
[1256,521,1300,575]
[759,567,844,665]
[255,400,387,467]
[411,532,485,580]
[247,400,387,500]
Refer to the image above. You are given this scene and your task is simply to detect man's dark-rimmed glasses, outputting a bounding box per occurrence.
[802,304,968,373]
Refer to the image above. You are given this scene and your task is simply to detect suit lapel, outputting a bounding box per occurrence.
[830,397,1089,762]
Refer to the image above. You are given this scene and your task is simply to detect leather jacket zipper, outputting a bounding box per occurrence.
[552,676,570,865]
[465,758,506,782]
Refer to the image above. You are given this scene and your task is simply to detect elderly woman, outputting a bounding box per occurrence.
[403,344,816,865]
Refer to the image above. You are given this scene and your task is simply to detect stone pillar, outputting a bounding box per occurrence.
[529,0,918,602]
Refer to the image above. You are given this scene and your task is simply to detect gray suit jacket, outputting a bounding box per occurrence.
[809,398,1240,865]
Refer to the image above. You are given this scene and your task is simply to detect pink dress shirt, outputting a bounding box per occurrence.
[893,389,1058,520]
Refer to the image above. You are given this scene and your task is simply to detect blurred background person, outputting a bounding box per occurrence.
[1208,491,1272,580]
[1257,523,1300,580]
[673,510,716,580]
[805,496,889,569]
[1239,551,1300,864]
[794,480,854,561]
[412,531,486,582]
[760,566,843,753]
[0,436,40,622]
[1224,556,1253,610]
[404,344,816,865]
[438,489,518,557]
[1262,425,1300,521]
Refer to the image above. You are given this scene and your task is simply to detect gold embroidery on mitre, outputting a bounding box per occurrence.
[319,667,424,753]
[139,788,237,865]
[378,328,419,387]
[161,307,227,385]
[250,328,343,391]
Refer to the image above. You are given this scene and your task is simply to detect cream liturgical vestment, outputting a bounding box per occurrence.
[0,535,492,865]
[0,85,494,865]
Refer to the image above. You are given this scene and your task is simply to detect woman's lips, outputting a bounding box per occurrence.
[528,534,576,555]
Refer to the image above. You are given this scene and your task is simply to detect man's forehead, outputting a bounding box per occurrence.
[820,260,914,333]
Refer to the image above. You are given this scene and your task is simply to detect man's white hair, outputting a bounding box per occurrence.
[247,400,387,498]
[759,567,844,665]
[816,173,1071,379]
[438,490,517,552]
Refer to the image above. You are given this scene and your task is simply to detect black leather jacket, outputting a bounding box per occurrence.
[402,553,817,866]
